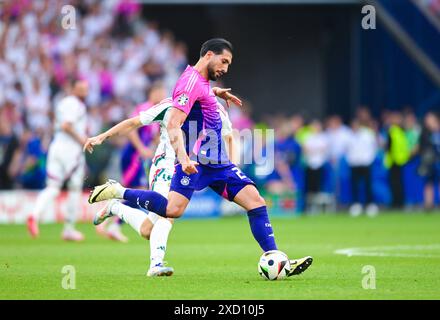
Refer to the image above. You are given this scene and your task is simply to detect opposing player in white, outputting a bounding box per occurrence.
[84,88,241,276]
[27,79,89,241]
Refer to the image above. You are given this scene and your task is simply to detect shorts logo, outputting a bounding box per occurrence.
[177,94,189,106]
[180,176,190,186]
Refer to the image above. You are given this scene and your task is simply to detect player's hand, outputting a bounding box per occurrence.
[214,88,242,108]
[83,135,106,154]
[181,160,199,175]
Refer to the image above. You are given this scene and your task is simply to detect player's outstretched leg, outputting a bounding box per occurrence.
[88,180,169,217]
[93,199,174,276]
[234,185,313,276]
[234,185,278,252]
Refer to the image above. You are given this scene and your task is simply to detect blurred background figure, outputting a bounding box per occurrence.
[265,117,297,195]
[403,109,422,210]
[0,107,21,189]
[326,115,351,205]
[27,78,89,241]
[303,120,332,213]
[346,119,378,217]
[418,112,440,211]
[384,112,411,209]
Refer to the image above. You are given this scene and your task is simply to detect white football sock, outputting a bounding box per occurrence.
[146,211,160,224]
[64,190,81,230]
[111,202,147,236]
[115,183,126,199]
[31,186,60,220]
[149,218,172,268]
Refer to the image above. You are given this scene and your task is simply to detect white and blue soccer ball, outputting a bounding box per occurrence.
[258,250,291,280]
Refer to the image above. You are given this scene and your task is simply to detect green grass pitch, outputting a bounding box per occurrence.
[1,212,440,299]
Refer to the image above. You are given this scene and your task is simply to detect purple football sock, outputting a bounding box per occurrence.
[123,189,168,217]
[247,206,278,252]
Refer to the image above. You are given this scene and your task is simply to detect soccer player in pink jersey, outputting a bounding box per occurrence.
[87,39,313,276]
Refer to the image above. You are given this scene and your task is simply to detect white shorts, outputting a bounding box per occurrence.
[148,155,175,198]
[46,142,85,190]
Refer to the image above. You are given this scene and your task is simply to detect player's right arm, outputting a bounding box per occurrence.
[84,116,143,154]
[167,71,203,175]
[167,107,198,174]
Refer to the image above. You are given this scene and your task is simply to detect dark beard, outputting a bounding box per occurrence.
[207,67,218,81]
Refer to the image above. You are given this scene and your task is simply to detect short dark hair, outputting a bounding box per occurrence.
[200,38,233,57]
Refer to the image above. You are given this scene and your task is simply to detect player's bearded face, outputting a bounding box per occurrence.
[207,51,232,81]
[207,61,222,81]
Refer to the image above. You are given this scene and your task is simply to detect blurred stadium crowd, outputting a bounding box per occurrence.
[242,108,440,214]
[0,0,439,214]
[0,0,186,185]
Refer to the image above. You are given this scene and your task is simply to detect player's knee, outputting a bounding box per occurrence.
[255,195,266,207]
[166,205,184,218]
[248,187,266,207]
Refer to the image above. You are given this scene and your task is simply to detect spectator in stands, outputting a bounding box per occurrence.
[265,119,299,194]
[18,128,48,189]
[404,110,422,157]
[0,108,21,189]
[303,120,330,212]
[346,119,378,217]
[0,0,186,191]
[356,105,373,127]
[402,109,423,209]
[418,112,440,211]
[326,115,351,200]
[384,112,411,209]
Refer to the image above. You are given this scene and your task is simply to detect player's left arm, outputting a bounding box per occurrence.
[84,116,143,153]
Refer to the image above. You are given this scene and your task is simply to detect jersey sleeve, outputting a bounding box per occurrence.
[220,108,233,137]
[139,101,172,126]
[172,71,203,115]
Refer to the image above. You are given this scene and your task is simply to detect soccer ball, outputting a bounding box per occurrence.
[258,250,291,280]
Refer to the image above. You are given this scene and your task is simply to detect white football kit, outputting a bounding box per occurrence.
[46,95,87,189]
[29,94,88,239]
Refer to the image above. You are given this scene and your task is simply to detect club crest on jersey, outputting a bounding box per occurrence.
[177,94,189,106]
[180,176,190,186]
